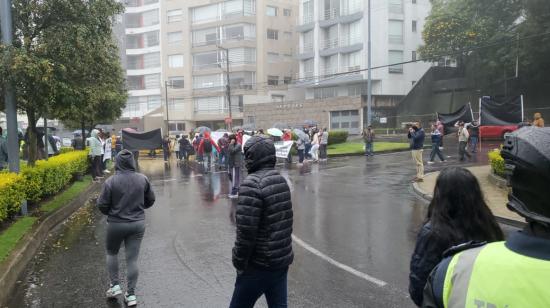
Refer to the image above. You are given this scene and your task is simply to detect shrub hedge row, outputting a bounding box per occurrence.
[0,151,89,221]
[328,131,349,145]
[488,149,505,177]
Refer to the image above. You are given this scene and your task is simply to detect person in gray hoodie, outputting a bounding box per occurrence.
[96,150,156,307]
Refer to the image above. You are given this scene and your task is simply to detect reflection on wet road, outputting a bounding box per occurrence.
[8,148,516,307]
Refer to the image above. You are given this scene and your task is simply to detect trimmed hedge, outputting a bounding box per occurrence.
[328,131,348,145]
[0,151,89,220]
[488,149,505,177]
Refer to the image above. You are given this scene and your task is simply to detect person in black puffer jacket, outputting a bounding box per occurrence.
[229,136,293,308]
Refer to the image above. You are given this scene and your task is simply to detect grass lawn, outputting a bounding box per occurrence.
[328,141,409,155]
[41,175,93,213]
[0,217,38,262]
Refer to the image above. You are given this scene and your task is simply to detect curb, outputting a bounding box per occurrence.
[328,145,430,158]
[487,172,508,190]
[410,176,526,228]
[0,180,102,306]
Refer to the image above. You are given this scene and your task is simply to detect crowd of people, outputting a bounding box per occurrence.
[85,128,119,183]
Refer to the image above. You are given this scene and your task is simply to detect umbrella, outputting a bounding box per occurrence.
[304,119,317,126]
[267,128,283,137]
[272,122,288,130]
[196,126,211,133]
[293,128,309,142]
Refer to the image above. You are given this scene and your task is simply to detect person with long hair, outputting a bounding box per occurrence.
[408,167,503,306]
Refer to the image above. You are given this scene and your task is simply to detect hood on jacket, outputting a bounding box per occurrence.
[243,136,276,173]
[91,129,99,139]
[115,149,136,172]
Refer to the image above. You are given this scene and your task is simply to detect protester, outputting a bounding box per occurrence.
[296,135,305,164]
[115,137,123,155]
[408,167,503,306]
[218,133,230,169]
[455,121,471,161]
[533,112,545,127]
[422,127,550,307]
[103,133,112,174]
[178,135,192,162]
[72,133,84,150]
[436,120,445,149]
[362,126,375,157]
[304,128,312,160]
[466,120,480,153]
[230,136,293,308]
[174,135,181,161]
[236,129,244,146]
[227,134,242,198]
[97,150,155,307]
[408,122,425,182]
[282,129,293,163]
[309,128,320,162]
[428,124,445,164]
[87,129,104,182]
[0,127,8,171]
[198,131,221,171]
[319,128,329,161]
[162,135,171,163]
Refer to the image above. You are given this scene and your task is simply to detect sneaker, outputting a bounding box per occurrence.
[228,194,239,199]
[427,161,435,165]
[106,284,122,298]
[124,293,137,307]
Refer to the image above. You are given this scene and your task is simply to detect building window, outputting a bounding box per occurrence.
[314,87,338,99]
[412,50,417,61]
[283,8,291,16]
[168,98,185,111]
[147,95,161,109]
[267,52,279,63]
[389,20,403,43]
[283,31,292,40]
[284,76,292,84]
[412,20,417,33]
[168,54,184,68]
[267,29,278,40]
[169,76,185,88]
[266,6,278,16]
[167,9,183,23]
[168,122,186,132]
[167,31,183,45]
[267,75,279,86]
[389,0,403,14]
[388,50,404,73]
[272,95,285,102]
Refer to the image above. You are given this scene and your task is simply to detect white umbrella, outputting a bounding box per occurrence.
[267,128,284,137]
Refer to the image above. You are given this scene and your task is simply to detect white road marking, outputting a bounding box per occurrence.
[292,234,387,287]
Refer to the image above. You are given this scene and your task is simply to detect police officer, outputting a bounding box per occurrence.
[422,126,550,308]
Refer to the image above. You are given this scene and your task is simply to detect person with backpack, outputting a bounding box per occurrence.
[178,135,192,162]
[198,131,220,171]
[193,133,202,162]
[218,133,230,169]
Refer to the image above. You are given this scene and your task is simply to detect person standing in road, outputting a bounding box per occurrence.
[87,129,104,182]
[162,135,171,163]
[319,128,329,161]
[362,126,375,157]
[428,124,445,164]
[422,127,550,308]
[408,122,425,182]
[466,120,480,153]
[436,120,445,149]
[198,131,221,171]
[227,134,242,198]
[0,127,8,171]
[282,129,293,163]
[296,135,306,164]
[218,133,230,169]
[309,128,320,162]
[230,136,293,308]
[97,150,155,307]
[174,135,181,161]
[178,135,192,162]
[408,167,503,306]
[455,121,471,161]
[533,112,545,127]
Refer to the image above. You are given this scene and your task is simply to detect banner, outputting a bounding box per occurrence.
[437,104,474,135]
[480,96,522,126]
[122,128,162,151]
[241,135,293,159]
[210,132,226,145]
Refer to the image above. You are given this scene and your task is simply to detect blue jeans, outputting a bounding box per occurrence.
[365,142,373,156]
[297,149,305,163]
[470,136,478,152]
[429,142,445,162]
[229,267,288,308]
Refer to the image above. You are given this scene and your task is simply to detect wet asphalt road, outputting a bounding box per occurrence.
[8,142,516,308]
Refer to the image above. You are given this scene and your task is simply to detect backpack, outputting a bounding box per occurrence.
[203,139,212,153]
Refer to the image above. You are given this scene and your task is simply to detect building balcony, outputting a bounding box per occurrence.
[320,34,363,54]
[192,36,256,48]
[126,67,161,76]
[125,24,160,35]
[125,1,159,14]
[125,45,160,55]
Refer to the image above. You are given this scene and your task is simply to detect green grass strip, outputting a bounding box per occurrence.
[41,175,93,213]
[328,141,409,155]
[0,217,38,262]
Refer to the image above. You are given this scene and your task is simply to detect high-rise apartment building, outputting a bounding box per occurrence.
[118,0,298,132]
[247,0,431,133]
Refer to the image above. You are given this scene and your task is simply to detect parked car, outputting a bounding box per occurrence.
[479,125,518,139]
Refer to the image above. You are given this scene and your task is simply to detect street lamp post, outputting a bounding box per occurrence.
[217,46,232,131]
[0,0,20,173]
[164,80,171,136]
[366,0,372,127]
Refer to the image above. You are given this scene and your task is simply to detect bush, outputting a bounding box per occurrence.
[328,131,348,145]
[58,147,74,154]
[488,149,505,177]
[0,174,26,221]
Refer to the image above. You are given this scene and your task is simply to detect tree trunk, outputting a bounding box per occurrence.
[27,111,38,166]
[81,118,86,150]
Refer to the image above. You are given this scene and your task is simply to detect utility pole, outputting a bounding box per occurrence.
[164,80,170,135]
[43,117,48,160]
[1,0,20,173]
[366,0,372,127]
[218,46,232,131]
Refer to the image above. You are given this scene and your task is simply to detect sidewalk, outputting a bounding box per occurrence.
[412,165,524,226]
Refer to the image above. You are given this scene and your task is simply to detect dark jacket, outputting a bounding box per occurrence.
[97,150,155,222]
[232,136,294,271]
[408,128,425,150]
[0,136,8,169]
[409,223,453,306]
[228,142,242,168]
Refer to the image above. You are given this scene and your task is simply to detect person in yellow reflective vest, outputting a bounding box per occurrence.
[422,126,550,308]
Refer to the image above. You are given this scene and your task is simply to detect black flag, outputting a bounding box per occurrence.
[480,96,522,126]
[122,128,162,151]
[437,104,474,135]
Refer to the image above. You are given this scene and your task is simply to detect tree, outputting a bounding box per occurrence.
[0,0,125,164]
